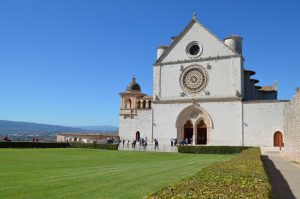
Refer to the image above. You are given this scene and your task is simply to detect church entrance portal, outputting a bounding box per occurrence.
[274,131,283,147]
[136,131,140,141]
[184,120,193,144]
[196,121,207,145]
[176,104,213,145]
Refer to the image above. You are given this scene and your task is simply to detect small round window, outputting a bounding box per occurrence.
[189,45,200,55]
[186,41,202,58]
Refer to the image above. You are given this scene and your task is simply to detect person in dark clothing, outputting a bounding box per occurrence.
[154,138,159,150]
[174,138,177,146]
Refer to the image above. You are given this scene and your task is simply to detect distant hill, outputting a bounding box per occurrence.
[0,120,118,135]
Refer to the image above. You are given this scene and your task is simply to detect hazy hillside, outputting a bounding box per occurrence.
[0,120,118,135]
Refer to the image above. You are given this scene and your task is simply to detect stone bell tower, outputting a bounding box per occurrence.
[118,76,153,141]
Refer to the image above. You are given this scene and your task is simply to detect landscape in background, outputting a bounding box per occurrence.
[0,120,118,141]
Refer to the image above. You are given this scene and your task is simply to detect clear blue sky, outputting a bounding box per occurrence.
[0,0,299,126]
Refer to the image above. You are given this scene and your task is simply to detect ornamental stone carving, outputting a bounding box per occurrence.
[190,111,199,119]
[180,65,208,94]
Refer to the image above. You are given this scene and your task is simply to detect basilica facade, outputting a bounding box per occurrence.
[119,17,288,147]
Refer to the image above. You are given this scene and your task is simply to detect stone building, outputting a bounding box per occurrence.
[284,90,300,161]
[119,16,292,147]
[57,133,118,143]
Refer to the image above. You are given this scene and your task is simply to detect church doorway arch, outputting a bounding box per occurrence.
[136,131,140,141]
[274,131,283,147]
[196,120,207,145]
[176,104,213,145]
[184,120,193,144]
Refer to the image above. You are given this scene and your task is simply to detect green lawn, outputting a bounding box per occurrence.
[0,148,233,199]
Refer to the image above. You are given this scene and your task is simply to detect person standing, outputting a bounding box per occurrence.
[154,138,159,150]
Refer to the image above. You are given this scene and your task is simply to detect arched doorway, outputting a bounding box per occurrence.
[136,131,140,141]
[184,120,193,144]
[196,120,207,145]
[274,131,283,147]
[176,104,213,145]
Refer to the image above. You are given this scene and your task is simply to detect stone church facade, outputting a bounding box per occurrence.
[119,17,292,147]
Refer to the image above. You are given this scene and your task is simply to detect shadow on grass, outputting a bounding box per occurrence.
[261,155,296,199]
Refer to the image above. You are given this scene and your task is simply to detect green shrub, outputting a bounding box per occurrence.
[0,142,70,148]
[146,148,271,199]
[0,142,118,150]
[178,145,250,154]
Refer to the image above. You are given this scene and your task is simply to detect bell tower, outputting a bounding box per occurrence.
[119,76,146,116]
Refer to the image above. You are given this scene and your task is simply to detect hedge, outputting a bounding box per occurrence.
[0,142,118,150]
[178,145,250,154]
[0,142,70,148]
[146,148,271,199]
[69,142,119,150]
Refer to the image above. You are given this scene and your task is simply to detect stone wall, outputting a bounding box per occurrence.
[119,109,153,142]
[284,90,300,162]
[243,101,286,147]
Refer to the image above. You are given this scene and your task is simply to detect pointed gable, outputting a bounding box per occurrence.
[156,18,237,64]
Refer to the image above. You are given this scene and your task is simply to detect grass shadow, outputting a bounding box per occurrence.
[261,155,296,199]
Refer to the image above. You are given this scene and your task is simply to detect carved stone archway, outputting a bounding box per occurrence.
[176,104,213,145]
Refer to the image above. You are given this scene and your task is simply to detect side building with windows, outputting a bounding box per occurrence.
[119,16,292,147]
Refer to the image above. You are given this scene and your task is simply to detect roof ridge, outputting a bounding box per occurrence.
[155,18,239,65]
[194,19,239,56]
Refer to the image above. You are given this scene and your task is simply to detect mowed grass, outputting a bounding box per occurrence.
[0,148,233,199]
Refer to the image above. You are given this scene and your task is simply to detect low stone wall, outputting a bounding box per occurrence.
[284,90,300,162]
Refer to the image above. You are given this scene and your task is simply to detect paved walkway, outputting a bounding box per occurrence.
[261,147,300,199]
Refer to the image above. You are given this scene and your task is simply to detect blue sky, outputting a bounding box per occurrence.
[0,0,299,126]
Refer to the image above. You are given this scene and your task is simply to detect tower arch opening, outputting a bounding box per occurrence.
[125,98,132,109]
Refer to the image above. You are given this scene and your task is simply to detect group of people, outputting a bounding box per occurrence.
[120,137,161,150]
[121,137,148,149]
[170,138,178,147]
[178,137,192,145]
[120,136,194,150]
[107,137,116,144]
[170,137,192,146]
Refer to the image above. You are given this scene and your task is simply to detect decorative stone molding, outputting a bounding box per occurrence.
[176,104,213,128]
[154,54,242,67]
[152,97,242,104]
[243,100,289,104]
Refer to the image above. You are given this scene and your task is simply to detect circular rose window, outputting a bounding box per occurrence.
[180,65,208,94]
